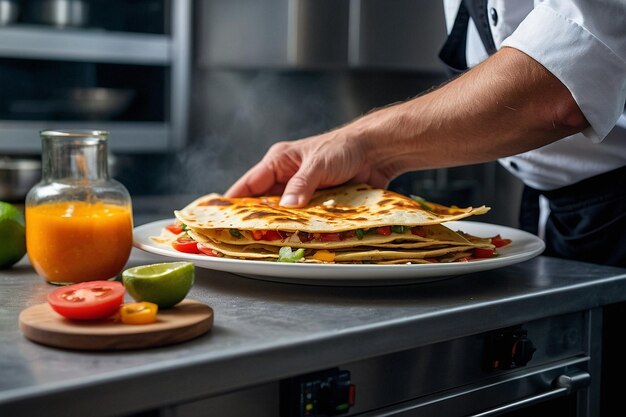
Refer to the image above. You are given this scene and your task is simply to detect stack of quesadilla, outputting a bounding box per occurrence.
[159,184,510,264]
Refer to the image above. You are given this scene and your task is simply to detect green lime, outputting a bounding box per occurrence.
[0,201,26,269]
[122,262,195,308]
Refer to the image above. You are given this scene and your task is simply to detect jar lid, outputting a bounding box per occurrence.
[40,130,109,138]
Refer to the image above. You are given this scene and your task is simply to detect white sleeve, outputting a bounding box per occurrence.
[500,1,626,143]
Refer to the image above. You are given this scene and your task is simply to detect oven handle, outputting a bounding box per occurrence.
[468,370,591,417]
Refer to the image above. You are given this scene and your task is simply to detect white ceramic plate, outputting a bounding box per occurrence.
[133,219,545,286]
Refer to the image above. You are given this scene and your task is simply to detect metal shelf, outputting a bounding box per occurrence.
[0,0,190,152]
[0,26,170,65]
[0,120,169,153]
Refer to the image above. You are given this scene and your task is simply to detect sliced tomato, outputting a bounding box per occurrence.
[490,234,512,248]
[376,226,392,236]
[474,248,496,258]
[172,236,200,253]
[119,302,158,325]
[197,243,220,257]
[47,281,125,320]
[165,222,184,235]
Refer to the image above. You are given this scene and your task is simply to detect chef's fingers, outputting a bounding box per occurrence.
[280,151,332,207]
[279,164,323,207]
[224,162,276,197]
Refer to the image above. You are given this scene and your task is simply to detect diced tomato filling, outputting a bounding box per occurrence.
[410,226,426,237]
[342,230,356,238]
[250,230,284,241]
[376,226,392,236]
[197,243,221,257]
[320,233,343,242]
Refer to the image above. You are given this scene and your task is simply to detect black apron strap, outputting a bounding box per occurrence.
[464,0,497,55]
[438,0,497,75]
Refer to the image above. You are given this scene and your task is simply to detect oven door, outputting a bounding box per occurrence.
[357,363,591,417]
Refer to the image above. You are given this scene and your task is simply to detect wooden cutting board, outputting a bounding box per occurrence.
[19,299,213,351]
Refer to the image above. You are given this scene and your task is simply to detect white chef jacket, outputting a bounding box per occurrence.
[443,0,626,190]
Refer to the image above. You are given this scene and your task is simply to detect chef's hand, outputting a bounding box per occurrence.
[224,127,396,207]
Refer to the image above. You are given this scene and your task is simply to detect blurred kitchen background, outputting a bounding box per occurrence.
[3,0,623,226]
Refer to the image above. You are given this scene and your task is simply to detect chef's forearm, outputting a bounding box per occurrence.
[349,46,589,172]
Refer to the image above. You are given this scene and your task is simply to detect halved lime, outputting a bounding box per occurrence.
[122,262,195,308]
[0,201,26,269]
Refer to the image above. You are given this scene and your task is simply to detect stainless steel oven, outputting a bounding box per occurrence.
[172,309,600,417]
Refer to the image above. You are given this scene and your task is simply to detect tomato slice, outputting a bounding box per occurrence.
[474,248,496,258]
[165,222,184,235]
[47,281,125,320]
[172,236,200,253]
[119,302,158,325]
[490,234,512,248]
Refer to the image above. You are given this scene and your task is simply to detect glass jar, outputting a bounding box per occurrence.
[25,130,133,285]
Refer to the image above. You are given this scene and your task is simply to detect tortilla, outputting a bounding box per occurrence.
[175,183,489,234]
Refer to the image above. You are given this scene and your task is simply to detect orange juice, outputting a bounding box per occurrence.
[26,201,133,284]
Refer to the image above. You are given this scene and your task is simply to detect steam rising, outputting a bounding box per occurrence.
[170,70,355,195]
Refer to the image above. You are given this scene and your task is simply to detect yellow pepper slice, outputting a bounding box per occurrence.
[119,302,158,325]
[312,250,336,262]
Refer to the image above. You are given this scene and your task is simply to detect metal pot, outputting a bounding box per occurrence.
[30,0,89,28]
[0,158,42,202]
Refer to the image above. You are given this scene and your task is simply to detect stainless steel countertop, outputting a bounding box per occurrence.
[2,249,626,417]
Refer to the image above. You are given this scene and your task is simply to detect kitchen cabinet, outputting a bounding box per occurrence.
[2,244,626,416]
[0,0,191,153]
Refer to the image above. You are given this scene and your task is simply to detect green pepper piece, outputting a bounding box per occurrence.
[277,247,305,263]
[410,195,434,212]
[392,225,405,234]
[355,229,365,240]
[229,229,242,238]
